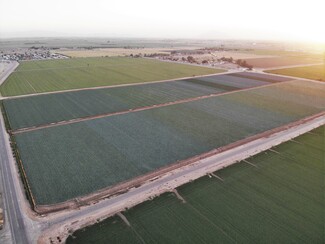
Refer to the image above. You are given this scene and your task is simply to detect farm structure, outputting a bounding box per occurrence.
[66,125,325,244]
[6,79,325,209]
[3,72,291,131]
[0,57,221,96]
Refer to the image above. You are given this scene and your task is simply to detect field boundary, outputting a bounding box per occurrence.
[32,111,324,214]
[10,78,293,134]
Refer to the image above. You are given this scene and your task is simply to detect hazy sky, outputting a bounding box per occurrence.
[0,0,324,42]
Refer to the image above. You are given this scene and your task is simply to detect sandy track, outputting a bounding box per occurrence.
[0,61,19,87]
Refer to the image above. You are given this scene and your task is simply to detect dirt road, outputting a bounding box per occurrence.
[0,61,19,88]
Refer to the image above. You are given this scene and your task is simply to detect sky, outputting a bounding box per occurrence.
[0,0,324,43]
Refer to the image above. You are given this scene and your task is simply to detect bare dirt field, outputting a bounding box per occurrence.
[247,55,323,68]
[54,47,199,58]
[54,48,277,59]
[209,51,275,59]
[158,51,274,69]
[266,64,325,81]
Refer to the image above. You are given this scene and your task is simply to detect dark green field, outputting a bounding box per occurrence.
[0,57,221,96]
[3,72,291,130]
[67,126,325,244]
[12,80,325,205]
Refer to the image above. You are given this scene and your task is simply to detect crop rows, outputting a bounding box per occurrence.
[0,57,221,96]
[12,80,325,205]
[66,126,325,244]
[3,72,288,130]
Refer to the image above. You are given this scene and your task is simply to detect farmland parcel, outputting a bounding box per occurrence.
[11,80,325,206]
[3,72,291,130]
[266,64,325,81]
[246,54,323,68]
[0,57,221,96]
[66,126,324,244]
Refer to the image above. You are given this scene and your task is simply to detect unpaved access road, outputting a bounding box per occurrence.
[0,61,19,87]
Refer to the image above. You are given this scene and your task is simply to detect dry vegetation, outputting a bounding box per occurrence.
[54,47,198,58]
[266,64,325,81]
[247,54,323,68]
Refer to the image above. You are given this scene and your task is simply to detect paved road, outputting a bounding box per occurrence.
[0,112,29,244]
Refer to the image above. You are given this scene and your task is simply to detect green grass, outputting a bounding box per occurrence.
[0,57,222,96]
[12,80,325,205]
[266,64,325,81]
[67,126,325,244]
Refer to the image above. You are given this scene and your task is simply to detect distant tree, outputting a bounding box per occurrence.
[187,56,195,63]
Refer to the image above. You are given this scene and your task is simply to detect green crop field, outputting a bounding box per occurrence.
[266,64,325,81]
[12,80,325,205]
[3,72,290,130]
[66,126,325,244]
[0,57,221,96]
